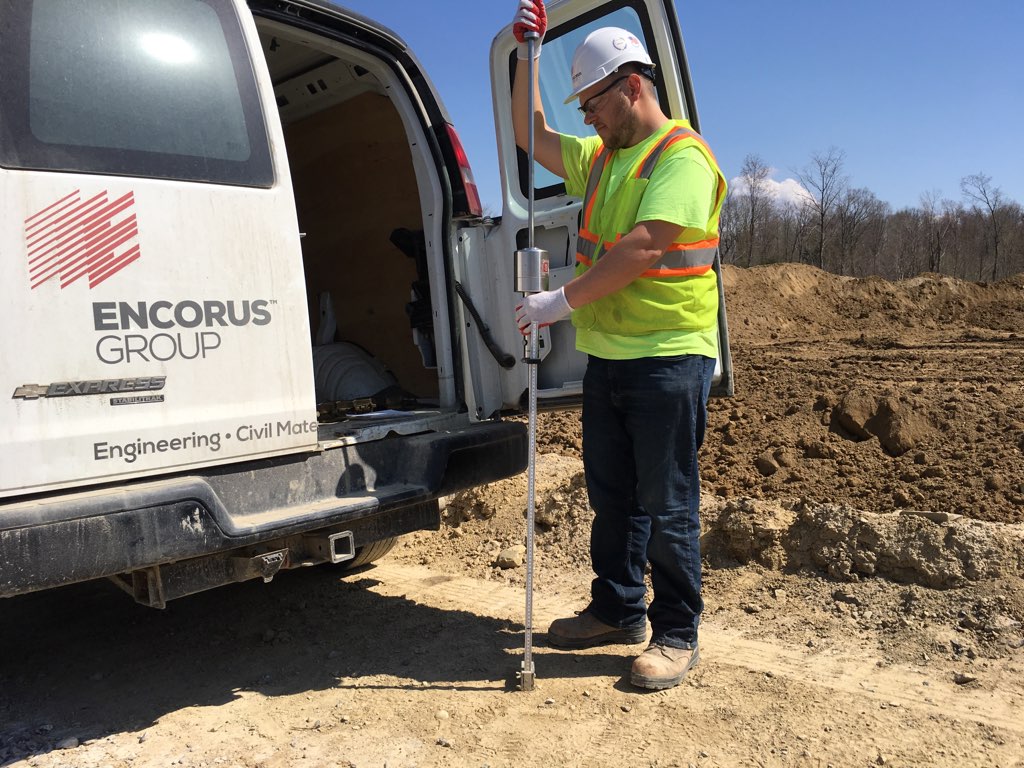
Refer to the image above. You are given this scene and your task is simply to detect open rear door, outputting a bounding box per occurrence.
[458,0,733,419]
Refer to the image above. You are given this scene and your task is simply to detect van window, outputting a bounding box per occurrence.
[0,0,273,187]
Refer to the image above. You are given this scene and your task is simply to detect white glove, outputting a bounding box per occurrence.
[513,0,546,60]
[515,286,572,333]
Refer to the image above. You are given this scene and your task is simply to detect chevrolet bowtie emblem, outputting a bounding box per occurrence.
[12,384,49,400]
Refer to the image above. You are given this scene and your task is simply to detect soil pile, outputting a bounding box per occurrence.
[710,264,1024,524]
[722,264,1024,344]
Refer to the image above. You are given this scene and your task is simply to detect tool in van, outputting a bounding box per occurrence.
[513,29,548,693]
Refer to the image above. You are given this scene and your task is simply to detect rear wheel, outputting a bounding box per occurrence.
[340,537,397,570]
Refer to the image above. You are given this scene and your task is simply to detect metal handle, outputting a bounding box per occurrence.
[526,36,537,250]
[514,36,549,298]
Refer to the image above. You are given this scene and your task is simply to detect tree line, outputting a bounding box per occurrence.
[718,148,1024,282]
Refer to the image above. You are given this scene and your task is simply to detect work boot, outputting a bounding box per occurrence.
[630,643,700,689]
[546,609,647,650]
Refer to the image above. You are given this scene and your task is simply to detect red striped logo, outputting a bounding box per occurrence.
[25,189,141,289]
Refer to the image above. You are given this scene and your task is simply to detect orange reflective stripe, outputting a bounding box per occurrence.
[578,147,612,270]
[665,237,720,251]
[635,137,668,179]
[640,264,714,278]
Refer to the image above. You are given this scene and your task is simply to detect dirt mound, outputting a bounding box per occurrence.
[705,496,1024,589]
[701,265,1024,524]
[722,263,1024,343]
[432,453,593,580]
[443,463,1024,593]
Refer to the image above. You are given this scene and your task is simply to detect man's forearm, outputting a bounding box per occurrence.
[512,57,530,150]
[564,221,684,308]
[564,243,661,307]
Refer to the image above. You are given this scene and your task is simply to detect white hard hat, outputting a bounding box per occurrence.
[563,27,655,105]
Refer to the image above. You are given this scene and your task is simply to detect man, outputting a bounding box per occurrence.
[510,0,727,690]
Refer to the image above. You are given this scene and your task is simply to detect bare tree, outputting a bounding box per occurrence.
[940,199,966,278]
[717,187,740,264]
[777,198,815,264]
[919,190,956,274]
[1004,202,1024,277]
[738,154,772,268]
[858,203,890,278]
[835,187,884,275]
[960,173,1006,281]
[795,147,848,270]
[878,210,917,280]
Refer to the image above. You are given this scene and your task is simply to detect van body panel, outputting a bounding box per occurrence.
[1,0,318,498]
[1,171,318,497]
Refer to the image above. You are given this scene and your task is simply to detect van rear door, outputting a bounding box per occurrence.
[460,0,733,419]
[0,0,316,497]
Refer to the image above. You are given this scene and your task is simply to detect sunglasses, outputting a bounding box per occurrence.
[577,75,629,117]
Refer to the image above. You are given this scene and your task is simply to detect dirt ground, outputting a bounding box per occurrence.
[3,264,1024,768]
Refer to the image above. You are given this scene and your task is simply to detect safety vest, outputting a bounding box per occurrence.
[571,121,728,336]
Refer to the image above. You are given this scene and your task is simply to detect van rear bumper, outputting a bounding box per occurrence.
[0,420,526,598]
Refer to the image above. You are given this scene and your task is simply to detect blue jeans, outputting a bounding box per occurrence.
[582,353,715,649]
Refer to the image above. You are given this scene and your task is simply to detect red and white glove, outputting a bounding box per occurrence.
[516,286,572,333]
[513,0,547,60]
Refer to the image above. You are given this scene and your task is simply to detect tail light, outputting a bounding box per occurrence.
[444,123,483,218]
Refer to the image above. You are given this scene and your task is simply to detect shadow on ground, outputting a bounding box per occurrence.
[0,564,625,766]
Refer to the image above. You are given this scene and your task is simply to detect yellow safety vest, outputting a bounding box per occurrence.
[571,122,727,336]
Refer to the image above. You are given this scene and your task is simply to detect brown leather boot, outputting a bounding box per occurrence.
[630,643,700,689]
[546,610,647,649]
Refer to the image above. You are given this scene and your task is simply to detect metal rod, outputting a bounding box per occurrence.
[521,321,538,690]
[519,31,539,693]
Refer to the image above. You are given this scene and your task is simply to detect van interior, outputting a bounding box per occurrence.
[254,19,454,439]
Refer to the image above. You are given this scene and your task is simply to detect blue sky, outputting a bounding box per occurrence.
[333,1,1024,214]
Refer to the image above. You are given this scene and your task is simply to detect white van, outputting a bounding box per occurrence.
[0,0,732,606]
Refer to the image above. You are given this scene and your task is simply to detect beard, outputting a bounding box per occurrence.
[600,99,643,151]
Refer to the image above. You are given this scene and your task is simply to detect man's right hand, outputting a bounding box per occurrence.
[515,286,572,333]
[513,0,547,59]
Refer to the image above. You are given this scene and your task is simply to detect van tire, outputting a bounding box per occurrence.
[340,537,398,570]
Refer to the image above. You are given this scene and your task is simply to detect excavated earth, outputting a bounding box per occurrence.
[3,264,1024,768]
